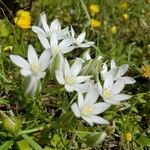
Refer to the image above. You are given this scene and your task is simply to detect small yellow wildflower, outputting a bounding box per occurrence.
[125,132,132,142]
[90,19,101,28]
[110,26,117,34]
[3,46,13,51]
[141,65,150,79]
[122,13,129,20]
[120,2,129,9]
[89,4,100,14]
[14,10,31,29]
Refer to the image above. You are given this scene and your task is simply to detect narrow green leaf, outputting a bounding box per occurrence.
[0,140,14,150]
[22,134,43,150]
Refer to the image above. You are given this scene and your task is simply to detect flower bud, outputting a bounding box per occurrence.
[0,111,21,134]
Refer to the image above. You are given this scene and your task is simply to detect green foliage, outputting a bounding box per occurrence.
[0,0,149,149]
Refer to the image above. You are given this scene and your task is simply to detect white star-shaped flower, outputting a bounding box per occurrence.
[32,12,68,39]
[55,58,91,92]
[37,32,75,56]
[98,74,132,105]
[101,59,136,84]
[70,27,95,48]
[10,45,51,79]
[71,88,110,126]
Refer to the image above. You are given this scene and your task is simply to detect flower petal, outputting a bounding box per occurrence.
[77,92,84,109]
[75,76,91,84]
[104,74,114,90]
[64,59,70,76]
[70,58,82,77]
[112,79,125,95]
[10,55,30,69]
[50,19,61,31]
[31,26,47,37]
[28,45,38,65]
[88,115,109,125]
[79,42,95,48]
[37,33,50,50]
[76,32,86,44]
[71,103,81,118]
[84,88,99,105]
[110,59,116,69]
[82,116,94,126]
[110,94,132,102]
[39,50,51,71]
[40,13,50,35]
[65,85,74,92]
[92,102,111,114]
[20,69,32,76]
[50,32,58,48]
[121,76,136,84]
[55,70,65,84]
[116,64,128,79]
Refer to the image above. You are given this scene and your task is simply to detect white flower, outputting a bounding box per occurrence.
[10,45,51,79]
[37,32,75,56]
[70,27,95,48]
[55,58,91,92]
[101,60,136,84]
[71,88,110,126]
[32,12,68,39]
[98,74,132,105]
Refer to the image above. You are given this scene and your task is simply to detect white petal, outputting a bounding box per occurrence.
[28,45,38,65]
[50,19,61,31]
[88,115,109,125]
[79,42,95,48]
[77,92,84,109]
[92,102,111,114]
[50,32,58,48]
[121,76,136,84]
[75,76,91,83]
[55,70,65,84]
[76,32,86,44]
[110,59,116,69]
[97,80,102,95]
[60,46,76,54]
[112,79,125,95]
[64,59,70,76]
[70,58,82,77]
[20,69,32,76]
[104,74,114,90]
[84,88,99,105]
[10,55,30,69]
[65,85,74,92]
[57,27,69,39]
[37,33,50,49]
[110,94,132,102]
[71,103,80,118]
[31,26,47,37]
[71,26,75,38]
[40,13,50,35]
[38,72,46,79]
[82,116,94,126]
[59,37,74,49]
[116,64,128,78]
[39,50,51,71]
[74,84,89,93]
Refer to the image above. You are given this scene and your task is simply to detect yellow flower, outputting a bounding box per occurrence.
[110,26,117,34]
[90,19,101,28]
[141,65,150,79]
[122,13,129,20]
[120,2,129,9]
[125,132,132,142]
[89,4,100,14]
[14,10,31,29]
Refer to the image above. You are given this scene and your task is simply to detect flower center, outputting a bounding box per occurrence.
[31,62,41,73]
[81,106,93,116]
[65,75,75,85]
[103,89,112,99]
